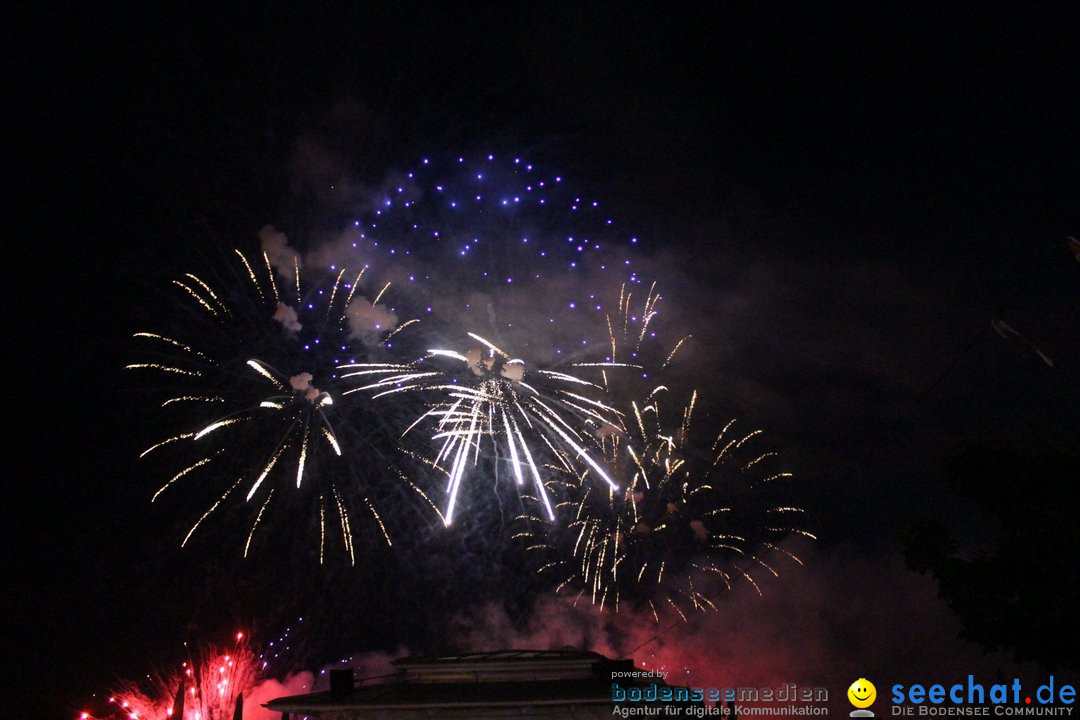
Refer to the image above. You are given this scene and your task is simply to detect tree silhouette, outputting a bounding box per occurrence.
[899,441,1080,671]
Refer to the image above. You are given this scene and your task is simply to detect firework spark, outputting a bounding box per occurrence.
[82,633,257,720]
[342,332,632,527]
[518,387,813,619]
[129,240,416,562]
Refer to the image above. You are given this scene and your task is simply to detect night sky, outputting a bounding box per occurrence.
[10,5,1080,719]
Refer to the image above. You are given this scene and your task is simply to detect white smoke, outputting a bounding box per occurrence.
[272,302,302,333]
[344,297,398,343]
[259,224,300,280]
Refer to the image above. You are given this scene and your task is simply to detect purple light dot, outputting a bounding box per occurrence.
[506,277,512,283]
[422,158,429,164]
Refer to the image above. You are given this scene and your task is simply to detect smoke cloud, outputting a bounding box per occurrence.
[272,302,302,333]
[259,224,300,280]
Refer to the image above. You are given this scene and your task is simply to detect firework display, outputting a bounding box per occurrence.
[342,332,629,526]
[82,633,257,720]
[129,151,811,615]
[317,153,651,360]
[128,239,417,563]
[516,387,813,620]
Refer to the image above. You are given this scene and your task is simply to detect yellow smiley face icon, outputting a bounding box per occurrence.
[848,679,876,708]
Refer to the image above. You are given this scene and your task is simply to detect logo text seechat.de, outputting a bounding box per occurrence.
[891,676,1075,716]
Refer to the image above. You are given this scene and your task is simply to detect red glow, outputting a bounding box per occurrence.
[101,636,259,720]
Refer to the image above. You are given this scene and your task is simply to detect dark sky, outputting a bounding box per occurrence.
[10,5,1080,719]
